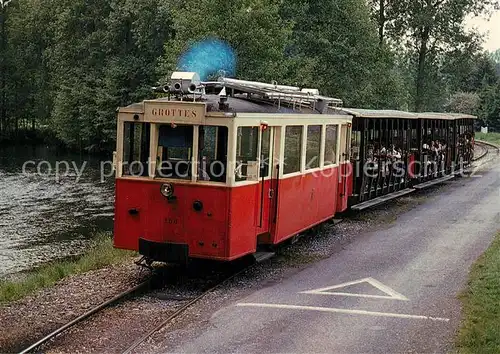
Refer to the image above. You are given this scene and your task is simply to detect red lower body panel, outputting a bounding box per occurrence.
[114,179,258,261]
[273,166,340,244]
[114,166,344,262]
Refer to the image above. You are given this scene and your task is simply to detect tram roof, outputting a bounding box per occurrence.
[120,94,334,115]
[334,108,476,120]
[120,97,476,120]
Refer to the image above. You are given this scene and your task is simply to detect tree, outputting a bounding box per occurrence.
[441,48,496,95]
[478,84,500,129]
[281,0,409,108]
[490,48,500,76]
[159,0,292,84]
[4,0,56,137]
[444,92,480,114]
[93,0,174,150]
[385,0,498,111]
[368,0,401,45]
[47,0,173,150]
[491,48,500,63]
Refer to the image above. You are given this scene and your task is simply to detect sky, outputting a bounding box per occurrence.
[465,10,500,52]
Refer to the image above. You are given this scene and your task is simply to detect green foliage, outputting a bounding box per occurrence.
[0,0,173,150]
[478,84,500,129]
[280,0,409,108]
[457,232,500,353]
[1,0,500,147]
[47,0,173,150]
[283,0,379,102]
[490,49,500,63]
[160,0,292,84]
[445,92,481,115]
[475,132,500,145]
[373,0,498,111]
[490,49,500,76]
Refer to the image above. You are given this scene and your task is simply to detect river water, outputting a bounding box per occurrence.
[0,145,115,278]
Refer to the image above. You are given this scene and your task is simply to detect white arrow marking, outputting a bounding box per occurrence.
[300,277,409,301]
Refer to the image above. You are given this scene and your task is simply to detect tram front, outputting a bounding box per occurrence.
[113,88,238,264]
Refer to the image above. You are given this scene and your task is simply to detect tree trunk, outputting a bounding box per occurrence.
[415,27,430,112]
[378,0,385,45]
[0,8,6,138]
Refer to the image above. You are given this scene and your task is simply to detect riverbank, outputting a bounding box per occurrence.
[0,253,146,353]
[456,232,500,353]
[0,233,136,304]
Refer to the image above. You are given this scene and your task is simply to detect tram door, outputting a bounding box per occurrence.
[256,126,274,238]
[337,124,351,212]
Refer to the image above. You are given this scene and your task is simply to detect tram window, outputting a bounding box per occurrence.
[122,122,150,177]
[235,127,259,182]
[198,126,228,183]
[306,125,321,169]
[261,128,271,177]
[324,125,338,165]
[156,124,193,180]
[284,126,303,174]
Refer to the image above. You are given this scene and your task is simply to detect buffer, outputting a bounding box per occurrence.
[300,277,409,301]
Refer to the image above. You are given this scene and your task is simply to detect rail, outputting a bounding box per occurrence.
[121,262,256,354]
[473,140,500,162]
[18,279,151,354]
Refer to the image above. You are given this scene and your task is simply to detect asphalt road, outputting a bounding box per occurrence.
[161,158,500,353]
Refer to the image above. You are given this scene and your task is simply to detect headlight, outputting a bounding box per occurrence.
[160,183,174,198]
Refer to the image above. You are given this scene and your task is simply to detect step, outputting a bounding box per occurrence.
[413,175,455,190]
[253,251,275,263]
[351,188,416,211]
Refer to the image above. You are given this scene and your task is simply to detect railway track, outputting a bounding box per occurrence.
[121,260,256,354]
[18,279,152,354]
[473,141,488,161]
[17,259,256,354]
[475,140,500,160]
[476,140,500,153]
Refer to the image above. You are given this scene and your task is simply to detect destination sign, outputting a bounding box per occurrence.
[144,101,205,124]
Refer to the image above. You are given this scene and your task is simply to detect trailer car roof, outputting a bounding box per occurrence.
[335,108,417,119]
[417,112,476,120]
[335,108,476,120]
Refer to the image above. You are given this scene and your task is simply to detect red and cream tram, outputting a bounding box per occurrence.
[113,73,352,263]
[113,72,475,263]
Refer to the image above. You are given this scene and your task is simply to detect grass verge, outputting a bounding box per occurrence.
[0,233,136,304]
[475,132,500,146]
[456,232,500,354]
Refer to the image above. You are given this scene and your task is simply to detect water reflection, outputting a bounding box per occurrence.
[0,145,115,277]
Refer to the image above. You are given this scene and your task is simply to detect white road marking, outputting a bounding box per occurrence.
[237,303,450,322]
[300,277,409,301]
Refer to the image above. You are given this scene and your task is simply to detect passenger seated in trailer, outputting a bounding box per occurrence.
[387,145,404,178]
[364,143,379,184]
[388,145,402,161]
[438,140,447,166]
[463,132,474,162]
